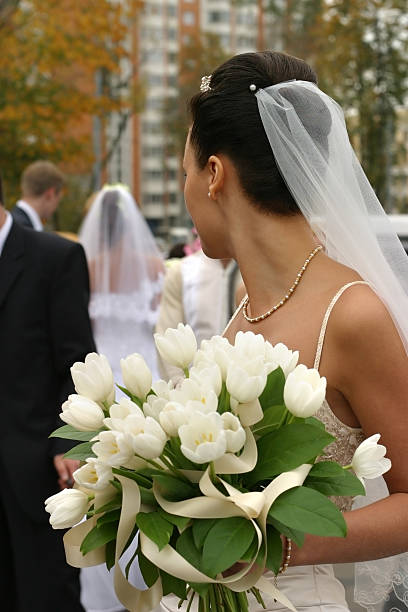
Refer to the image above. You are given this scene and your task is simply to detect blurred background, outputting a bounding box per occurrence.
[0,0,407,250]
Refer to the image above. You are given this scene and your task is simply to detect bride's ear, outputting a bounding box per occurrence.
[207,155,224,200]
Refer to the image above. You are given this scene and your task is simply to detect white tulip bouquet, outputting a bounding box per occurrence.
[45,324,391,612]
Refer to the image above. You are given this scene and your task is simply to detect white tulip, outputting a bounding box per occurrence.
[190,362,222,396]
[195,336,234,380]
[92,430,134,467]
[169,378,218,414]
[179,412,227,464]
[283,364,326,418]
[60,394,105,431]
[234,331,267,360]
[45,488,89,529]
[351,434,392,484]
[71,353,115,404]
[143,394,167,421]
[221,412,246,453]
[154,323,197,370]
[124,413,167,459]
[73,458,113,491]
[120,353,152,399]
[151,379,174,400]
[226,357,267,404]
[264,342,299,377]
[103,397,144,432]
[159,401,190,437]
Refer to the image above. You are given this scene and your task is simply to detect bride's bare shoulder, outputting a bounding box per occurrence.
[329,282,404,355]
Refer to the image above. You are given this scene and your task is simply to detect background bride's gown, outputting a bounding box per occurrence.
[157,282,367,612]
[80,308,160,612]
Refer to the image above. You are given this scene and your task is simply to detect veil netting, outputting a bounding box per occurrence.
[255,80,408,612]
[79,184,164,380]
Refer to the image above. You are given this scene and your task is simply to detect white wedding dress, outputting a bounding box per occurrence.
[157,282,367,612]
[78,186,164,612]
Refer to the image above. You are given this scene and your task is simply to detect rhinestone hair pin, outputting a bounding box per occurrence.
[200,75,212,93]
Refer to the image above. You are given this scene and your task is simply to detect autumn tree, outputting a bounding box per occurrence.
[0,0,144,228]
[312,0,408,210]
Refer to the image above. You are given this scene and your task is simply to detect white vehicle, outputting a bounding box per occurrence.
[388,214,408,252]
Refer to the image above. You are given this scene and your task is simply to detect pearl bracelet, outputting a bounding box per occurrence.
[279,537,292,574]
[274,537,292,592]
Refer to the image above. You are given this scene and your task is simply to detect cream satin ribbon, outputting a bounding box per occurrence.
[63,421,312,612]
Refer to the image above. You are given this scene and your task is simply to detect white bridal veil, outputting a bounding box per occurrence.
[79,184,164,378]
[256,80,408,611]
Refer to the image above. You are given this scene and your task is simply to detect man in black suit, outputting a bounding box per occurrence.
[0,176,96,611]
[11,160,64,230]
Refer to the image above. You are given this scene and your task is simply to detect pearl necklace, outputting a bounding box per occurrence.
[242,245,323,323]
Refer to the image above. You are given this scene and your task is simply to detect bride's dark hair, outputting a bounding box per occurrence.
[188,51,320,215]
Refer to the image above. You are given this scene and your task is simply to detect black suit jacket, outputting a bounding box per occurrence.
[0,221,96,521]
[10,204,35,228]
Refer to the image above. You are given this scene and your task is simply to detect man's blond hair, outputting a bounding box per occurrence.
[21,161,65,197]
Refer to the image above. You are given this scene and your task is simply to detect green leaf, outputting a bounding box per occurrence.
[192,518,218,550]
[239,533,258,563]
[140,486,157,507]
[112,466,153,489]
[308,462,345,478]
[136,511,173,551]
[217,382,231,415]
[267,516,305,548]
[125,546,139,580]
[64,441,96,461]
[304,416,326,430]
[201,517,256,578]
[92,496,122,516]
[264,526,283,574]
[259,367,285,409]
[251,405,287,437]
[97,509,120,526]
[189,582,210,598]
[116,384,142,407]
[139,551,159,587]
[176,527,203,572]
[305,469,365,497]
[247,423,334,485]
[80,522,118,555]
[269,486,347,537]
[49,424,100,441]
[153,473,198,502]
[158,509,191,532]
[160,569,186,599]
[105,539,116,571]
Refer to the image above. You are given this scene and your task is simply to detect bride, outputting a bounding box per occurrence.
[158,51,408,611]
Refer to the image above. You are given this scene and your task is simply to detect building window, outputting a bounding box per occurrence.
[208,11,229,24]
[182,11,195,25]
[166,5,177,17]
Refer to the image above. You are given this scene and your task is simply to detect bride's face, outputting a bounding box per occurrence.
[183,134,229,259]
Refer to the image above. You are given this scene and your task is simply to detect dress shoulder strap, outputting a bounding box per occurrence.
[222,295,246,337]
[314,281,370,370]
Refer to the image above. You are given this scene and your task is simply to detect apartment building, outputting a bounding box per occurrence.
[106,0,273,234]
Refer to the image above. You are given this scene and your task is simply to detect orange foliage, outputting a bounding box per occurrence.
[0,0,143,199]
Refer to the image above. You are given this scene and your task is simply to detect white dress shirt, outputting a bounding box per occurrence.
[0,211,13,256]
[17,200,43,231]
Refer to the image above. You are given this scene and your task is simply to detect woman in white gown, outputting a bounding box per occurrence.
[79,185,164,612]
[158,51,408,611]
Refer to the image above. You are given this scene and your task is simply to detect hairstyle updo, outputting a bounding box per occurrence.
[188,51,319,215]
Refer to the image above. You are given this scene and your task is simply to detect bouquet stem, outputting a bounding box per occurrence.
[196,586,250,611]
